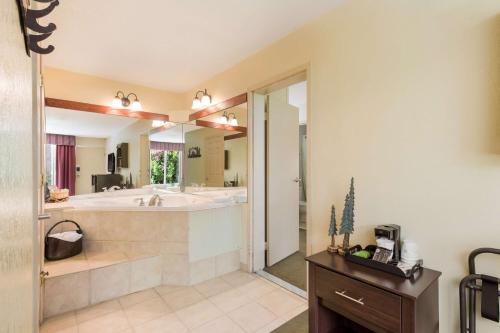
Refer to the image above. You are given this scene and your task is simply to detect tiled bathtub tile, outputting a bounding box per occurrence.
[130,256,162,292]
[84,241,130,257]
[160,242,188,255]
[44,254,89,278]
[215,250,240,276]
[90,262,130,304]
[44,271,90,318]
[159,216,189,242]
[162,254,190,285]
[128,216,162,242]
[190,257,216,284]
[86,251,128,270]
[128,242,162,259]
[98,215,130,241]
[69,211,99,240]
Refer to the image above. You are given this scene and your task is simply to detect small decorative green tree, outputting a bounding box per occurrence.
[339,178,355,253]
[327,205,338,252]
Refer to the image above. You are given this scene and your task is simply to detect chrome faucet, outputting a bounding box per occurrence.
[148,194,162,207]
[103,185,122,192]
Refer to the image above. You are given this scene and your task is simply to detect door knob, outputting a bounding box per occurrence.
[293,177,302,183]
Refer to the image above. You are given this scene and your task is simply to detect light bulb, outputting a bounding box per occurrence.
[111,97,122,108]
[152,120,165,128]
[131,100,142,111]
[201,94,211,106]
[219,115,228,124]
[192,98,201,109]
[229,118,238,126]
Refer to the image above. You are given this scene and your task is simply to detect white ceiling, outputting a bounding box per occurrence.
[44,0,342,92]
[149,124,184,143]
[46,107,140,138]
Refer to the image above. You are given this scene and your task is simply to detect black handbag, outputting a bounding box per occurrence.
[44,220,83,261]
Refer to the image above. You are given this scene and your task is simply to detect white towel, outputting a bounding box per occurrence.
[48,231,82,242]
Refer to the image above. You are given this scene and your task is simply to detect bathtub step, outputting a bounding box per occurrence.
[43,251,162,319]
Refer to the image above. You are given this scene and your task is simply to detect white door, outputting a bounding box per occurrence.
[266,88,300,266]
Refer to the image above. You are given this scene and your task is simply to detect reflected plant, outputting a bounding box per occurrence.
[150,150,179,184]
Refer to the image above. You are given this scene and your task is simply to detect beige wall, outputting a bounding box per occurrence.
[224,137,247,186]
[0,0,35,331]
[75,137,106,194]
[43,67,189,122]
[185,128,225,186]
[106,120,151,188]
[182,1,500,331]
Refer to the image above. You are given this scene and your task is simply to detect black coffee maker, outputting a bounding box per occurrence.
[374,224,401,263]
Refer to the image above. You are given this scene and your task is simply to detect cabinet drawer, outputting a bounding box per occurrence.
[315,266,402,333]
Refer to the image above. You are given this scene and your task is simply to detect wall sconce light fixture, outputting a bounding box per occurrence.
[191,89,212,110]
[219,111,238,126]
[112,91,142,111]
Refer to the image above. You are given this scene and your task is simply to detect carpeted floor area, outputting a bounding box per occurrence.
[271,310,308,333]
[263,229,307,291]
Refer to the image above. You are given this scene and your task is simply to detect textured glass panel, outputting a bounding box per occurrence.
[0,0,34,332]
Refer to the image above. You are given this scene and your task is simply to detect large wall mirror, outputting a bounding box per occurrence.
[148,94,248,199]
[44,103,161,197]
[44,94,248,202]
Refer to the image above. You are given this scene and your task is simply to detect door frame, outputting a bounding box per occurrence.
[248,66,311,275]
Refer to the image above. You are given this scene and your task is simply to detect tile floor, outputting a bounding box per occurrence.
[40,271,307,333]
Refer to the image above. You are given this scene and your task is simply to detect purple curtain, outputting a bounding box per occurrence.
[56,145,76,195]
[150,141,184,152]
[46,133,76,146]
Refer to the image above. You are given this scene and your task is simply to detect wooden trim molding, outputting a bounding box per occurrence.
[224,132,247,141]
[189,93,247,121]
[45,97,170,121]
[195,120,247,133]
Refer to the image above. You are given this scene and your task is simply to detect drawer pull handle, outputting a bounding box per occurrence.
[334,290,365,305]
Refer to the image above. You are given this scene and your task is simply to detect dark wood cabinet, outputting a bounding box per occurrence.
[116,142,128,169]
[306,251,441,333]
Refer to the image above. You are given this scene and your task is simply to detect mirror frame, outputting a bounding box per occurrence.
[45,97,170,121]
[189,93,247,122]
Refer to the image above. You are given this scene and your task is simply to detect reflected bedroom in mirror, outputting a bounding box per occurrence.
[44,105,154,201]
[148,98,248,201]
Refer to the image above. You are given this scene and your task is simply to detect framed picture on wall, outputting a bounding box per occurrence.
[188,146,201,158]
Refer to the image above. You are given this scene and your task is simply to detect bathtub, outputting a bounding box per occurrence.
[43,186,248,305]
[52,187,247,211]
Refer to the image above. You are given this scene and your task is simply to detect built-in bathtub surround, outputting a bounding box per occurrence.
[43,188,247,318]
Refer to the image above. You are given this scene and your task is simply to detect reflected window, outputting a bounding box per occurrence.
[45,144,57,186]
[150,150,181,185]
